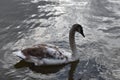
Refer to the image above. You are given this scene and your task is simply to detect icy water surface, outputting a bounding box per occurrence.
[0,0,120,80]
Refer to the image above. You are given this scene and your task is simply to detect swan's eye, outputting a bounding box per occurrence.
[76,27,85,37]
[77,28,82,33]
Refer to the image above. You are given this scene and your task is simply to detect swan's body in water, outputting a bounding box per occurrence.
[13,24,85,66]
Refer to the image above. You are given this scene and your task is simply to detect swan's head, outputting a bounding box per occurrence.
[72,24,85,37]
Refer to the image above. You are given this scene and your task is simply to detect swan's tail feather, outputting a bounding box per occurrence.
[13,51,26,59]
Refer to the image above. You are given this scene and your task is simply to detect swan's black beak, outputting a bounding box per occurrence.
[78,31,85,37]
[79,30,85,37]
[81,32,85,37]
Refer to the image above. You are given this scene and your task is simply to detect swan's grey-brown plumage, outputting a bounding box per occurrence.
[13,24,85,66]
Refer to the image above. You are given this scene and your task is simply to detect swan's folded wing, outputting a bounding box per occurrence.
[45,47,67,59]
[27,44,66,59]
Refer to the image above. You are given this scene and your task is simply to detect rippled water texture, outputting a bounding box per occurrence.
[0,0,120,80]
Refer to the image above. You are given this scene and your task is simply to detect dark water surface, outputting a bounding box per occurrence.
[0,0,120,80]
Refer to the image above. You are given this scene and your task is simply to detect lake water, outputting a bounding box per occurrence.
[0,0,120,80]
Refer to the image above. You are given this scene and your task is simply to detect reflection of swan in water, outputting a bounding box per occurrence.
[13,24,85,66]
[14,58,107,80]
[14,60,67,74]
[14,60,79,76]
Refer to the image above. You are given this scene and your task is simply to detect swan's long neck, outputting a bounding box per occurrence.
[69,28,78,58]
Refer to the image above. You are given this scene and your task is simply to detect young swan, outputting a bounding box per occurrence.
[13,24,85,66]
